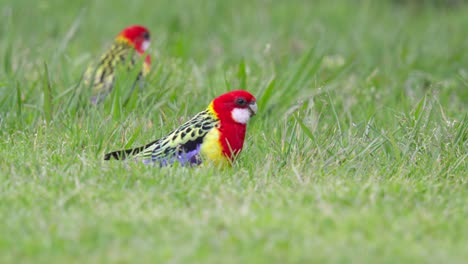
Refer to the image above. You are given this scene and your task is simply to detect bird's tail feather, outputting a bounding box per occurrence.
[104,145,147,160]
[104,139,158,160]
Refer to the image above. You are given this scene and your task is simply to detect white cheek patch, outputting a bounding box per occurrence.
[142,40,150,51]
[231,108,251,124]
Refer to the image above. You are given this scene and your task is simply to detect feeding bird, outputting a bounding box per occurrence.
[84,25,151,103]
[104,90,257,167]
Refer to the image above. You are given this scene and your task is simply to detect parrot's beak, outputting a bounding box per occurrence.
[248,102,257,116]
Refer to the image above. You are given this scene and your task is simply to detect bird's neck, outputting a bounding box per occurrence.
[115,36,143,54]
[206,102,247,161]
[218,122,247,160]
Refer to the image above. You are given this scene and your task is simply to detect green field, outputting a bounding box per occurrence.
[1,0,467,263]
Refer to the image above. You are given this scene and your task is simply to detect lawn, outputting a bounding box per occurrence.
[0,0,467,263]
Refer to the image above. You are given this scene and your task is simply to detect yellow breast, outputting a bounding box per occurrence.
[200,128,229,167]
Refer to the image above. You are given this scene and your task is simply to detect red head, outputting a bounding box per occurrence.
[210,90,257,160]
[212,90,257,124]
[117,25,151,55]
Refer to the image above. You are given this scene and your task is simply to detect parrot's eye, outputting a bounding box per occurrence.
[235,97,247,106]
[143,32,150,40]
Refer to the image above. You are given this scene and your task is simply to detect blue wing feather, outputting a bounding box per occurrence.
[142,144,202,166]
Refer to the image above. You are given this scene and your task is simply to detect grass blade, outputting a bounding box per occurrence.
[15,81,22,118]
[237,59,247,89]
[257,76,276,110]
[42,62,53,123]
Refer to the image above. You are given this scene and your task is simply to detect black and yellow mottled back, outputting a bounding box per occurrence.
[104,108,220,164]
[84,40,141,103]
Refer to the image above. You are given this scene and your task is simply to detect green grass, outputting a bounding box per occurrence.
[0,0,467,263]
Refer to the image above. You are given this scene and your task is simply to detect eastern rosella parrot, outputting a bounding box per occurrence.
[84,25,151,103]
[104,90,257,166]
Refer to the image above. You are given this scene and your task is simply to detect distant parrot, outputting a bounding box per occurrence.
[104,90,257,166]
[84,25,151,103]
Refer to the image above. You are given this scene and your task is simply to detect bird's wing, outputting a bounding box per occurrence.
[104,109,219,166]
[138,109,219,165]
[84,42,136,98]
